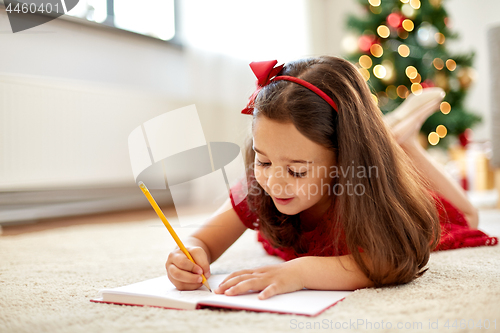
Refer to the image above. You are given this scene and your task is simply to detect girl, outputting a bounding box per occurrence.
[166,56,497,300]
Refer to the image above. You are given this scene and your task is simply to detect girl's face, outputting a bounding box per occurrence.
[252,115,337,222]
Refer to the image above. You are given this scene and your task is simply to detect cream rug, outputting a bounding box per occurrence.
[1,210,499,333]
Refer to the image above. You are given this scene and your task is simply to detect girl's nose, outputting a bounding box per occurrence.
[266,166,288,196]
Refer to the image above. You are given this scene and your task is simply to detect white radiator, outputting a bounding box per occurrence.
[0,73,186,223]
[0,73,185,190]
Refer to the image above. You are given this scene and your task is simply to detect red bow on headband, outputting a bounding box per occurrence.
[241,60,338,115]
[241,60,283,115]
[251,60,284,87]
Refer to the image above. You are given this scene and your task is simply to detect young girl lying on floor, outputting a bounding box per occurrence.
[166,56,498,299]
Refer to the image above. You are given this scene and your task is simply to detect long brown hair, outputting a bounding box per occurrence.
[243,56,440,287]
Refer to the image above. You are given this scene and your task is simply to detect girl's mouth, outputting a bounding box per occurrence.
[274,197,294,205]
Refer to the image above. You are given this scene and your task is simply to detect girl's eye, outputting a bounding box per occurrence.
[256,159,307,178]
[288,169,307,178]
[255,159,271,167]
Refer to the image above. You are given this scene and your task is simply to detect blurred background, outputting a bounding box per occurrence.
[1,0,499,226]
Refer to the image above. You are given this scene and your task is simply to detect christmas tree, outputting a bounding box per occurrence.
[344,0,481,147]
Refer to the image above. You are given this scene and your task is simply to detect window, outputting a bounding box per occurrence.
[67,0,176,41]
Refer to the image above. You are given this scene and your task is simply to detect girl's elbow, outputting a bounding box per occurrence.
[349,270,376,290]
[354,275,375,289]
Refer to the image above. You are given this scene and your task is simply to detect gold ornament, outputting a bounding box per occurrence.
[434,72,449,91]
[377,25,390,38]
[435,32,446,44]
[386,85,398,99]
[410,73,422,84]
[370,44,384,57]
[457,67,477,89]
[405,66,418,79]
[429,0,442,8]
[402,19,414,32]
[359,55,373,69]
[373,64,387,79]
[381,60,396,84]
[398,44,410,57]
[436,125,447,138]
[397,85,409,99]
[433,58,444,70]
[440,101,451,114]
[446,59,457,71]
[411,83,423,95]
[409,0,421,9]
[428,132,440,145]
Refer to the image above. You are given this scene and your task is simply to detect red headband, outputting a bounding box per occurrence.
[241,60,338,115]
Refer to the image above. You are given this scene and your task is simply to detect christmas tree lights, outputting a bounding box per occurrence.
[344,0,481,146]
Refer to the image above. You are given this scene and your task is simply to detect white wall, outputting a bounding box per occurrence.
[0,10,188,97]
[445,0,500,141]
[306,0,361,57]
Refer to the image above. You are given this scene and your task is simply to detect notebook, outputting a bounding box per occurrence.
[91,274,352,317]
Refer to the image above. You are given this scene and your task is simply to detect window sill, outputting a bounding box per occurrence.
[0,1,182,50]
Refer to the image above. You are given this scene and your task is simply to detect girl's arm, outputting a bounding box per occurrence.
[299,254,375,290]
[215,253,374,299]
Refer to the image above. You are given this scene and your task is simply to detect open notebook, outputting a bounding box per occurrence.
[91,274,352,317]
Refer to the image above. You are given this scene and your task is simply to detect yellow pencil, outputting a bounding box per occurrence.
[138,181,212,292]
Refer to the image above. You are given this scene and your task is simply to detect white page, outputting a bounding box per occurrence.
[95,274,351,316]
[200,284,351,316]
[95,275,224,310]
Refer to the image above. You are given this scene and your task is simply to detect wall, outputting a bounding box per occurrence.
[445,0,500,141]
[0,9,188,97]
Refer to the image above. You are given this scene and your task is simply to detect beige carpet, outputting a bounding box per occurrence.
[1,210,499,333]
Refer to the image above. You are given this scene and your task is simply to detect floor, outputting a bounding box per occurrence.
[2,206,499,238]
[0,207,167,236]
[1,206,498,333]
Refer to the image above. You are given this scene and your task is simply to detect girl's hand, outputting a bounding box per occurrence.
[214,260,305,300]
[166,246,211,291]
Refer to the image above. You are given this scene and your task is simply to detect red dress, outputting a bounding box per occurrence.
[229,181,498,261]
